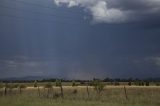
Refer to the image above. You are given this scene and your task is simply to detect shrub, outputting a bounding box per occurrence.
[55,79,61,87]
[72,80,76,87]
[134,81,139,86]
[19,84,26,94]
[128,81,132,86]
[19,84,26,89]
[92,79,105,95]
[44,83,52,98]
[13,84,19,88]
[156,83,160,86]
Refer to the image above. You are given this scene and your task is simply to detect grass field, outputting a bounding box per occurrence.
[0,86,160,106]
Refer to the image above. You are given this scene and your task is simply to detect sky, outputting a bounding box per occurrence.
[0,0,160,80]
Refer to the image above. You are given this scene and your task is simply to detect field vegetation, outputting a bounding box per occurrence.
[0,80,160,106]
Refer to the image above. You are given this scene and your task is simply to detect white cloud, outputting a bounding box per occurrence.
[89,1,128,23]
[53,0,160,23]
[54,0,79,7]
[54,0,127,23]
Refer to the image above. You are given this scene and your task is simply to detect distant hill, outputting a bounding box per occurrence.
[0,76,47,81]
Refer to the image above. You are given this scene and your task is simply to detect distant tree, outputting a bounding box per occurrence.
[34,80,40,96]
[134,81,139,86]
[138,81,142,86]
[55,79,61,86]
[34,80,38,87]
[55,79,63,98]
[103,77,112,82]
[5,83,14,94]
[92,79,105,95]
[44,83,52,98]
[19,84,26,94]
[72,80,76,87]
[72,80,78,96]
[13,84,19,88]
[80,81,85,85]
[145,81,150,86]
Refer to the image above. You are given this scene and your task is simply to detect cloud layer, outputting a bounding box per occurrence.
[54,0,160,23]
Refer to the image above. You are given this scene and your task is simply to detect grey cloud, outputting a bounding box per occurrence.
[54,0,160,23]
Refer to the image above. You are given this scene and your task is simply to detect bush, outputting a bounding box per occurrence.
[55,79,62,87]
[128,81,132,86]
[156,83,160,86]
[19,84,26,89]
[13,84,19,88]
[72,80,78,87]
[18,84,26,94]
[92,79,105,94]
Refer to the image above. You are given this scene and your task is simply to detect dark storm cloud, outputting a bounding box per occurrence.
[0,0,160,79]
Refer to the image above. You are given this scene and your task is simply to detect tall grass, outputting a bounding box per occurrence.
[0,86,160,106]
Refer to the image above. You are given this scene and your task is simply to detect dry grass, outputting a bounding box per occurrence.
[0,86,160,106]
